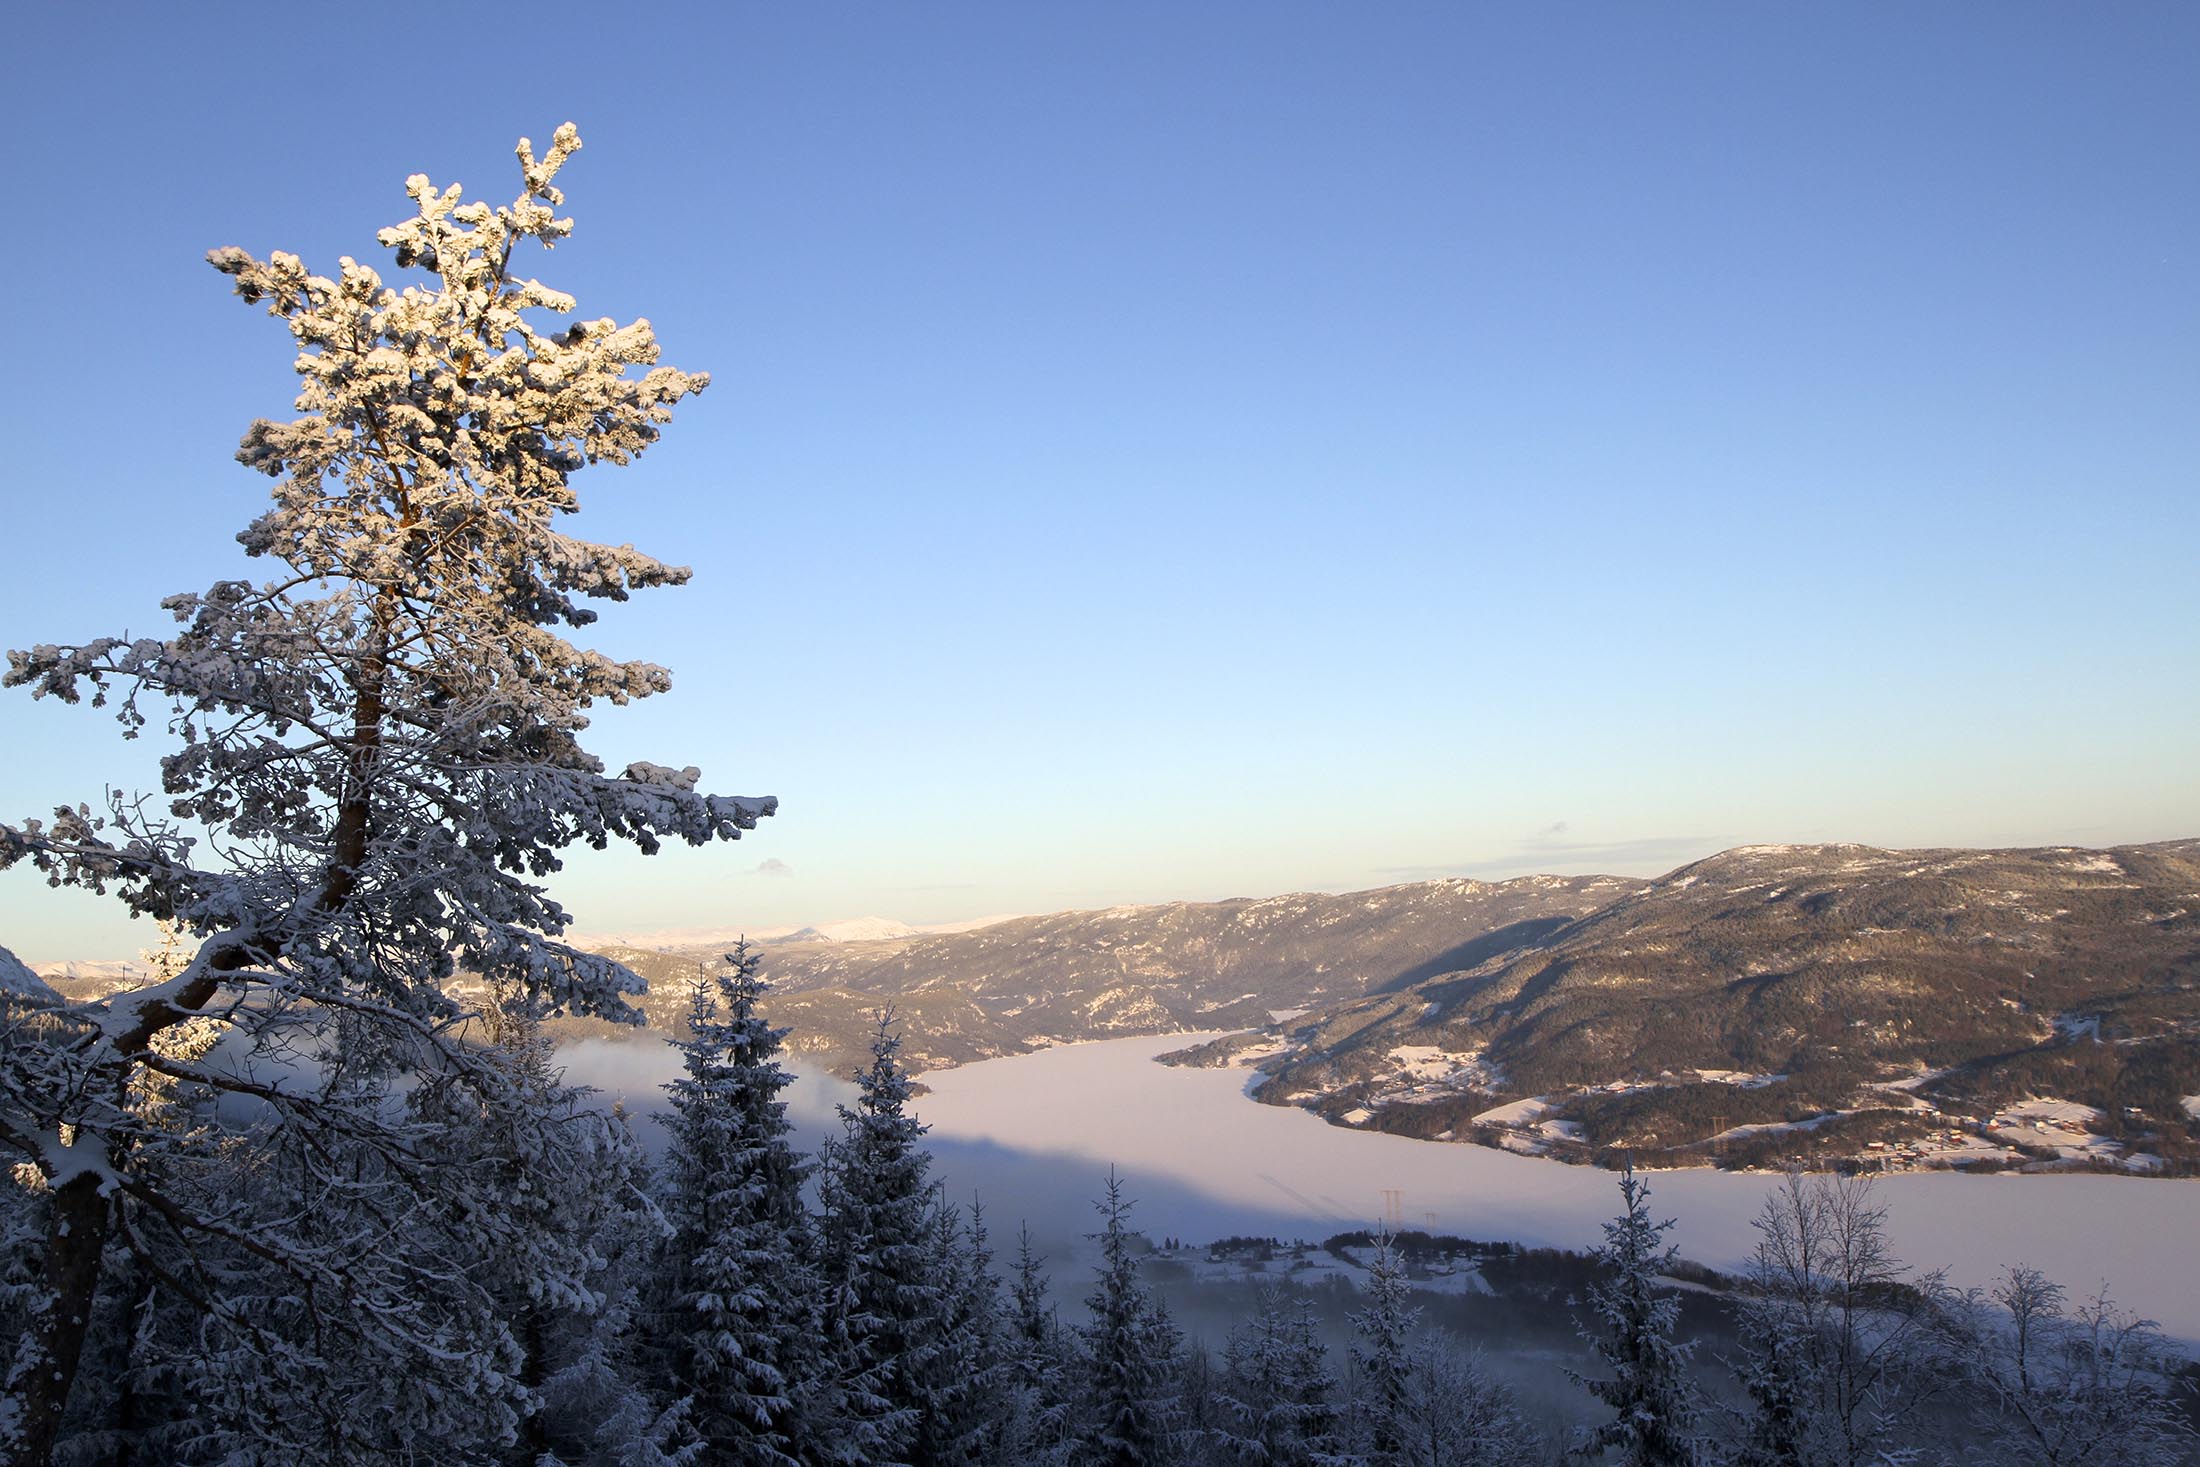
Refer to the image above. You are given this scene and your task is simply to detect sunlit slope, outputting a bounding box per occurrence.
[1236,841,2200,1169]
[580,874,1632,1074]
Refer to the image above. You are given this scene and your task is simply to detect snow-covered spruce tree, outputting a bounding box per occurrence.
[1390,1340,1542,1467]
[1347,1223,1421,1465]
[911,1197,1015,1466]
[418,993,654,1464]
[524,1104,698,1467]
[1006,1224,1079,1465]
[1727,1282,1813,1467]
[652,945,819,1465]
[814,1013,948,1463]
[1211,1282,1341,1467]
[0,124,772,1463]
[1571,1162,1703,1467]
[1074,1170,1184,1467]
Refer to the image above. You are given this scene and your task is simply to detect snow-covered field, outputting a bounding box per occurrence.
[562,1032,2200,1343]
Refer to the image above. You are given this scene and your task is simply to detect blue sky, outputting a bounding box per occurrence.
[3,4,2196,960]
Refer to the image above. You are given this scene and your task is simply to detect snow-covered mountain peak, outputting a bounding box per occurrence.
[0,945,62,1003]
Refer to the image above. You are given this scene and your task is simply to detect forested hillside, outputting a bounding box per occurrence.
[567,874,1632,1074]
[1203,841,2200,1172]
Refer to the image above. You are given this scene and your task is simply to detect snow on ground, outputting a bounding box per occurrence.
[1873,1068,1953,1093]
[1988,1099,2122,1162]
[1710,1114,1840,1143]
[1473,1097,1554,1127]
[1182,1244,1492,1298]
[1386,1045,1485,1082]
[1222,1038,1293,1066]
[2181,1095,2200,1121]
[2054,1013,2103,1043]
[1692,1069,1784,1088]
[1366,1044,1504,1105]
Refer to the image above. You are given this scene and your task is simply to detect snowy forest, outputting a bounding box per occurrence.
[0,128,2194,1465]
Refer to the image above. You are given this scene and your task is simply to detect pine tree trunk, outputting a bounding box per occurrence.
[6,1173,112,1467]
[6,928,277,1461]
[519,1306,549,1464]
[16,644,391,1459]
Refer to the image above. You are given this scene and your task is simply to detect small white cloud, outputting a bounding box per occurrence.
[1377,833,1718,881]
[750,857,793,878]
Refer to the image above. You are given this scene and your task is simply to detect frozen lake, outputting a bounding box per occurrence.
[562,1031,2200,1342]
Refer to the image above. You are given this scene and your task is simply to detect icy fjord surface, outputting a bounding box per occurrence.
[562,1032,2200,1342]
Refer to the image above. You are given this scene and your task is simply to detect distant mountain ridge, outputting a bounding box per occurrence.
[29,840,2200,1173]
[567,913,1025,950]
[0,945,61,1003]
[1189,839,2200,1173]
[582,874,1636,1074]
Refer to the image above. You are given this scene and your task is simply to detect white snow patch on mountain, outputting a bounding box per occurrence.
[1474,1097,1555,1127]
[1987,1099,2123,1162]
[776,916,923,943]
[2053,1013,2103,1043]
[28,958,146,986]
[571,911,1027,950]
[0,946,63,1003]
[1693,1069,1786,1088]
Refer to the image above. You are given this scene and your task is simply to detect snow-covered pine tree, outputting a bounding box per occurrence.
[814,1013,948,1464]
[0,124,772,1463]
[652,943,819,1465]
[1074,1170,1184,1467]
[1571,1162,1702,1467]
[1348,1223,1422,1465]
[165,1063,539,1461]
[1211,1282,1341,1467]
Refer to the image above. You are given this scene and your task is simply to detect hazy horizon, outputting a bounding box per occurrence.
[17,831,2199,966]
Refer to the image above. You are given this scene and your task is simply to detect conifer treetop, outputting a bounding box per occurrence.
[5,122,772,1022]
